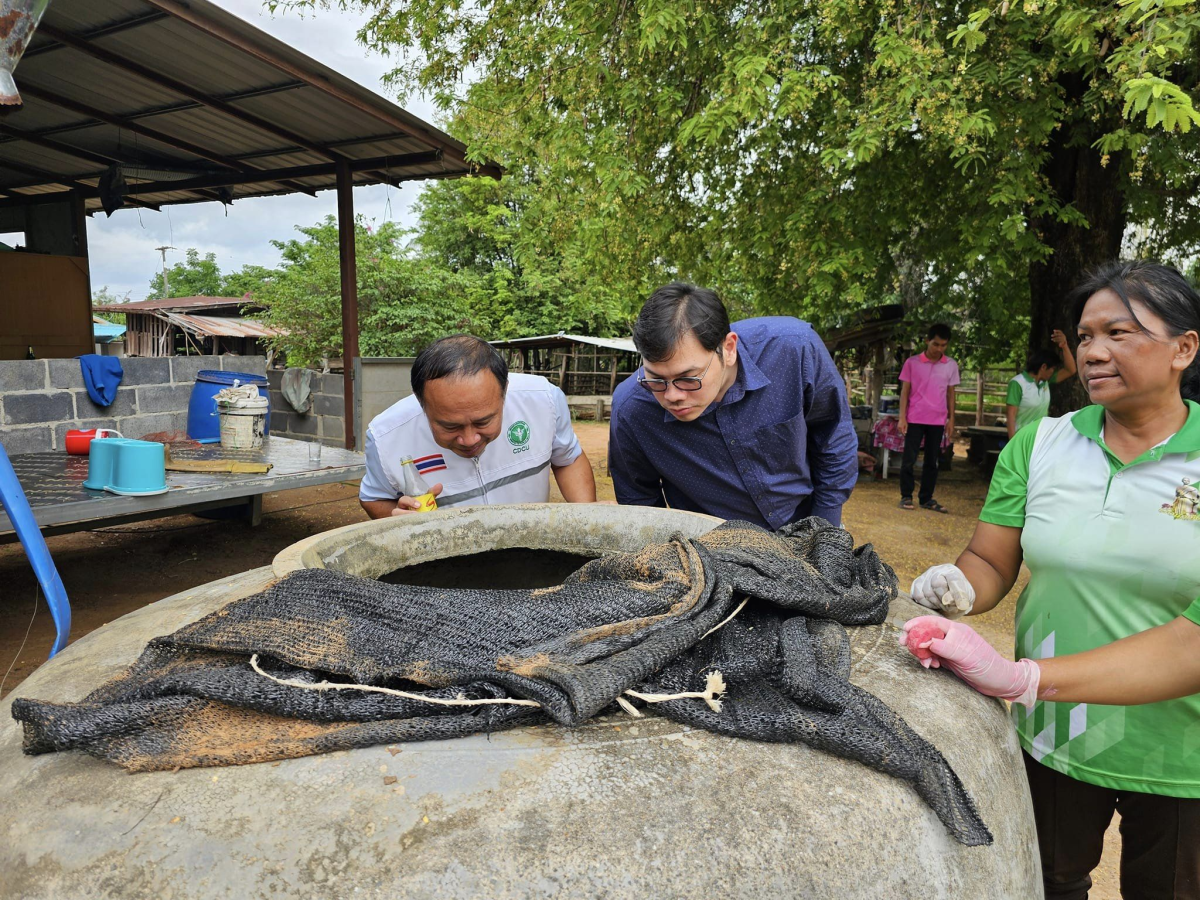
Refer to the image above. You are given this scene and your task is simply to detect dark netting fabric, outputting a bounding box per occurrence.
[11,518,992,846]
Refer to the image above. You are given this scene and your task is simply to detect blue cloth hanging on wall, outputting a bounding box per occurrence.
[78,354,124,407]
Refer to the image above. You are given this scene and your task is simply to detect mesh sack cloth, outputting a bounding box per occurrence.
[11,518,992,846]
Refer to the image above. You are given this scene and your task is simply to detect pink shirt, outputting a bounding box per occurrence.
[899,353,960,426]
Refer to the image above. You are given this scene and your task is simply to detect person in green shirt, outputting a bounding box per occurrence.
[1004,329,1078,438]
[904,259,1200,900]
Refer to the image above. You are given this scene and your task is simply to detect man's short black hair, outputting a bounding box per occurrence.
[927,323,952,341]
[632,282,732,362]
[1025,349,1061,373]
[411,334,508,404]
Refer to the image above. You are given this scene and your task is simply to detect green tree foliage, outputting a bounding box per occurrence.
[412,173,633,337]
[92,285,129,304]
[253,216,476,367]
[146,250,276,301]
[222,264,278,300]
[127,170,640,369]
[91,286,130,325]
[251,177,640,368]
[305,0,1199,389]
[148,249,227,298]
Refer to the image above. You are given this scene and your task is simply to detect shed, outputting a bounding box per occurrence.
[490,334,640,398]
[0,0,499,448]
[92,296,278,358]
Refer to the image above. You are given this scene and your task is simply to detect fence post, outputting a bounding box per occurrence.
[975,372,985,426]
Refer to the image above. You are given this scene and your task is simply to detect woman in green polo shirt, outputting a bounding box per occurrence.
[904,259,1200,899]
[1005,329,1077,438]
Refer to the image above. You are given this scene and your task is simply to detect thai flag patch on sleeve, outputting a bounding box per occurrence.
[412,453,447,475]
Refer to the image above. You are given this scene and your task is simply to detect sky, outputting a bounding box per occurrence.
[83,1,440,302]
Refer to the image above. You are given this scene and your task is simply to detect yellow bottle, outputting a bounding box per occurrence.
[400,458,438,512]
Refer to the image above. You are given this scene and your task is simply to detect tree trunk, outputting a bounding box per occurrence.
[895,226,926,316]
[1028,78,1127,415]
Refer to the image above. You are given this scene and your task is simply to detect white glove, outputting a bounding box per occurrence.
[910,564,975,618]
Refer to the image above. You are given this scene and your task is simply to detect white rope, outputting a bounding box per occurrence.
[624,671,728,713]
[615,695,644,717]
[617,599,745,717]
[249,657,730,715]
[701,598,749,640]
[249,655,541,707]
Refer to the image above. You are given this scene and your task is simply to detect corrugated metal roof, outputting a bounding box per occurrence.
[0,0,500,212]
[92,295,248,312]
[161,312,278,338]
[490,334,639,353]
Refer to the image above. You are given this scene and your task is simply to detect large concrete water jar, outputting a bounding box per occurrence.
[0,505,1041,898]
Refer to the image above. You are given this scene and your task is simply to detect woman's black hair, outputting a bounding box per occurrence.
[632,283,731,362]
[1025,349,1062,373]
[1069,259,1200,402]
[411,334,508,404]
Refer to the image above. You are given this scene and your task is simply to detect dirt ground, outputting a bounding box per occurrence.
[0,421,1120,896]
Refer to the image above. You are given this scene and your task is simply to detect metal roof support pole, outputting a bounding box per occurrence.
[336,159,359,452]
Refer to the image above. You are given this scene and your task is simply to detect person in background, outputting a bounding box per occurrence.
[1005,329,1077,439]
[359,334,596,517]
[898,324,959,513]
[904,259,1200,900]
[609,282,858,528]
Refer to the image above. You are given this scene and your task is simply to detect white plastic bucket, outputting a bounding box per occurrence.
[218,401,268,450]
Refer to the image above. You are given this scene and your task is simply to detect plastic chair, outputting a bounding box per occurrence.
[0,444,70,657]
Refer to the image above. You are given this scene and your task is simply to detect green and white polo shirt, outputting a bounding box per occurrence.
[981,401,1200,797]
[1005,371,1050,433]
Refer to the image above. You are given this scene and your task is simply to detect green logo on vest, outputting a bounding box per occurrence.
[508,420,530,448]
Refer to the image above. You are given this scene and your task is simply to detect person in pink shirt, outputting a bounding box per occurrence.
[898,324,959,512]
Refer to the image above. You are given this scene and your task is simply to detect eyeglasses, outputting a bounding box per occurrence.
[637,351,719,393]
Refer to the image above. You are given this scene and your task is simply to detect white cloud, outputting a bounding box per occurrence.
[87,0,437,300]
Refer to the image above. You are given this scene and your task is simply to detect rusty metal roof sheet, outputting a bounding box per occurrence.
[92,295,249,313]
[0,0,499,213]
[161,312,278,339]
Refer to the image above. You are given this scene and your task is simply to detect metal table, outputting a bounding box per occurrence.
[0,437,365,538]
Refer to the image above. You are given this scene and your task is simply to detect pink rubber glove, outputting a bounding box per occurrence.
[900,616,1041,709]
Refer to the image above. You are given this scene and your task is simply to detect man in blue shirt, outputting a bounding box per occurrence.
[609,283,858,528]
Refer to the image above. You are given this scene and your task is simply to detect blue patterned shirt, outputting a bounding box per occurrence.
[608,317,858,528]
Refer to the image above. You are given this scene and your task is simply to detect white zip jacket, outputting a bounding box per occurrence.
[359,373,583,508]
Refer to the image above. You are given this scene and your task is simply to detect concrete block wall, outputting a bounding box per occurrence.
[356,357,415,449]
[267,369,346,446]
[0,355,267,454]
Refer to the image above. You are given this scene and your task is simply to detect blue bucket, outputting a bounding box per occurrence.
[84,439,168,495]
[187,370,271,443]
[83,437,124,491]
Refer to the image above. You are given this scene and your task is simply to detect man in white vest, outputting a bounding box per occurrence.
[360,334,596,517]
